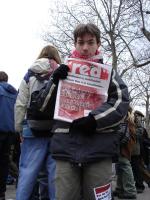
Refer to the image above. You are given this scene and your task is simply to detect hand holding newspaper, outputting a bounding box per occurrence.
[54,58,112,122]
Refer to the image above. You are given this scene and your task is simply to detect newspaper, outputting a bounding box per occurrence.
[54,58,112,122]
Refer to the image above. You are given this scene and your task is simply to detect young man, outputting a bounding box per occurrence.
[0,71,17,200]
[37,23,129,200]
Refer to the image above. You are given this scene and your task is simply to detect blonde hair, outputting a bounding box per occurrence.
[37,45,61,64]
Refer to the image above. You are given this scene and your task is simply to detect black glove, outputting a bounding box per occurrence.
[71,114,96,134]
[52,64,69,84]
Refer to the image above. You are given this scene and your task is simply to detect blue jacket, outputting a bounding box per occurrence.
[0,82,17,133]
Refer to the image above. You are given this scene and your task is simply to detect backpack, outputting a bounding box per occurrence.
[25,69,57,137]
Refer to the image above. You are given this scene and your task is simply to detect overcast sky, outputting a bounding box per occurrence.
[0,0,145,114]
[0,0,51,88]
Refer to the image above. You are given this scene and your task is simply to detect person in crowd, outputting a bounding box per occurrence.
[140,128,150,187]
[15,45,68,200]
[131,112,150,190]
[36,23,129,200]
[131,110,146,193]
[113,106,137,199]
[0,71,17,200]
[6,135,20,186]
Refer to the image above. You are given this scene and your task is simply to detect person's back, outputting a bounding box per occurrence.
[15,45,67,200]
[0,71,17,200]
[0,74,17,133]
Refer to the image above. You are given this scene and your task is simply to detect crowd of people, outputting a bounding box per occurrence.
[113,108,150,199]
[0,23,150,200]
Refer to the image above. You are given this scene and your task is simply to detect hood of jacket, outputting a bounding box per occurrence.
[29,58,51,74]
[0,82,17,95]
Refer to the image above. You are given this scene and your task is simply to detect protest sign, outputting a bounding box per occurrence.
[54,58,112,122]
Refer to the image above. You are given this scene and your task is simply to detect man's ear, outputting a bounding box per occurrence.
[97,42,101,48]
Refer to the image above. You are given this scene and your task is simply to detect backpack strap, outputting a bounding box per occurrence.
[120,123,131,145]
[24,70,36,83]
[24,69,50,84]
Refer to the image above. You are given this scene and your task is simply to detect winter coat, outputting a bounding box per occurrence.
[15,58,58,136]
[119,122,136,160]
[0,82,17,133]
[131,126,143,156]
[36,58,129,163]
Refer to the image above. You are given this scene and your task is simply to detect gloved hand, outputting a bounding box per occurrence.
[52,64,69,84]
[71,114,96,134]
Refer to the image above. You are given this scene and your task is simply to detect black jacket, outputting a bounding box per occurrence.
[37,65,129,163]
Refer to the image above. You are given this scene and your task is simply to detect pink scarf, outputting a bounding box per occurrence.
[48,59,59,76]
[70,49,103,63]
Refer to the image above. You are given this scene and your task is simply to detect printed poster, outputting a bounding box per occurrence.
[54,58,112,122]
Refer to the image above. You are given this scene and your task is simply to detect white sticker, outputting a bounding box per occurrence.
[94,183,111,200]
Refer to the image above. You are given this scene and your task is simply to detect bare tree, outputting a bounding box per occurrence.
[138,0,150,42]
[129,0,150,67]
[44,0,150,129]
[127,66,150,131]
[45,0,147,71]
[141,27,150,42]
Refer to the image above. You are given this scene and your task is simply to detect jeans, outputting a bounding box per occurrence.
[131,155,145,190]
[16,137,56,200]
[116,156,136,195]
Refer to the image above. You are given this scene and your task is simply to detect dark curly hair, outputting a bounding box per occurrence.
[0,71,8,82]
[73,23,101,44]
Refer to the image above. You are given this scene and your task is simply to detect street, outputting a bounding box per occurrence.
[6,182,150,200]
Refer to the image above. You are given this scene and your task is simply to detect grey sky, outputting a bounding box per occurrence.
[0,0,50,88]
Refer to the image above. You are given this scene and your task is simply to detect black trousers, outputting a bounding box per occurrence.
[131,155,145,190]
[0,132,12,196]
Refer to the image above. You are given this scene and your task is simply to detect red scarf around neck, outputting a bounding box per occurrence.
[70,49,102,63]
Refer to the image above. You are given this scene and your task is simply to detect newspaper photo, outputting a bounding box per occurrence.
[54,58,112,122]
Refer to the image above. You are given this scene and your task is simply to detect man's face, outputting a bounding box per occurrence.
[75,34,100,57]
[135,114,142,126]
